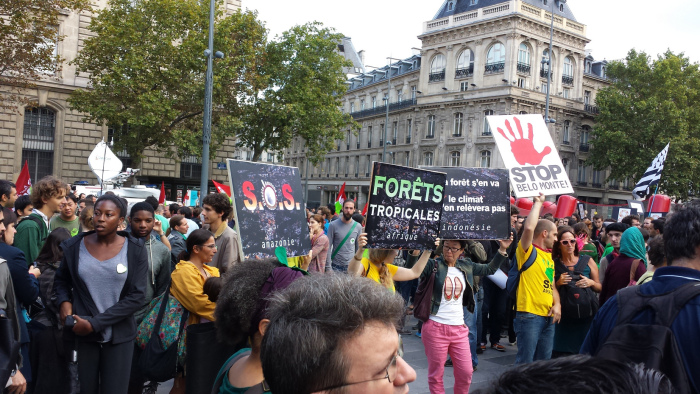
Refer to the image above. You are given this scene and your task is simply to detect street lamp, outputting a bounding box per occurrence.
[200,0,224,201]
[384,57,401,162]
[543,0,566,125]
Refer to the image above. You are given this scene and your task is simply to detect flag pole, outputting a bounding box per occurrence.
[647,184,660,217]
[100,138,108,195]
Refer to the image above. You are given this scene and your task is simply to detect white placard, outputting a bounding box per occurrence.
[488,114,574,198]
[487,269,508,290]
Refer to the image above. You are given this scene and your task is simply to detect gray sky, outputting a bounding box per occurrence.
[248,0,700,69]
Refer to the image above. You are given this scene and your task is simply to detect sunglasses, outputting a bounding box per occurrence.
[560,240,575,246]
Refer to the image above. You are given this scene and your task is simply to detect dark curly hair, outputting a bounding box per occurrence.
[202,192,233,221]
[214,258,279,345]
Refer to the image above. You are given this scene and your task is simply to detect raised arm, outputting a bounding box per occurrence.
[519,192,545,252]
[393,250,431,282]
[347,233,367,276]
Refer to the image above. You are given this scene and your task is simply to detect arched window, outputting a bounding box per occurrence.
[456,49,474,78]
[563,56,574,85]
[518,43,531,74]
[448,1,454,11]
[427,115,436,138]
[450,151,461,167]
[453,113,463,136]
[480,151,491,168]
[424,151,434,166]
[430,54,446,82]
[22,107,55,181]
[486,43,505,73]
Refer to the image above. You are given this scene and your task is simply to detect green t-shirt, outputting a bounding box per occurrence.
[155,213,170,234]
[50,215,80,237]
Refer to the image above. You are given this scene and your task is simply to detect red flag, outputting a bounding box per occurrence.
[158,181,166,204]
[361,202,368,216]
[334,182,346,214]
[212,180,231,197]
[15,160,32,196]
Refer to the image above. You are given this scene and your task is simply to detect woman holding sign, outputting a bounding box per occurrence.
[348,233,431,291]
[408,237,512,394]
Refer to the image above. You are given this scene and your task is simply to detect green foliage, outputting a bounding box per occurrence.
[0,0,90,110]
[588,49,700,200]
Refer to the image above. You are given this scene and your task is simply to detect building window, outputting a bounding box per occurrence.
[360,99,365,110]
[380,124,385,146]
[372,96,377,108]
[517,43,531,74]
[483,110,493,135]
[562,57,574,85]
[480,151,491,168]
[450,151,461,167]
[423,151,434,166]
[578,160,587,183]
[519,110,528,114]
[541,49,552,78]
[563,120,570,144]
[448,1,454,11]
[366,155,371,176]
[580,125,590,150]
[180,155,202,179]
[543,0,548,5]
[592,169,603,187]
[406,119,412,143]
[460,81,469,91]
[585,61,592,74]
[397,89,403,103]
[350,102,355,112]
[426,115,436,138]
[485,43,506,73]
[456,49,474,78]
[336,158,341,176]
[411,86,417,100]
[404,151,410,167]
[430,54,446,82]
[517,78,527,88]
[559,3,564,11]
[367,125,373,148]
[392,121,398,144]
[584,90,591,105]
[22,107,55,181]
[541,82,549,94]
[453,113,463,136]
[347,130,351,150]
[355,157,359,177]
[563,88,570,98]
[389,152,396,164]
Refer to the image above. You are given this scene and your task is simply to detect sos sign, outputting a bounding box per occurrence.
[487,114,574,198]
[241,180,302,211]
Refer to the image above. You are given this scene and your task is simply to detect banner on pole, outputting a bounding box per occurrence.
[488,114,573,197]
[227,159,311,259]
[425,167,510,240]
[365,162,446,250]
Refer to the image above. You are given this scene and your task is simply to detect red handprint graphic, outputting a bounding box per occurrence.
[497,117,552,165]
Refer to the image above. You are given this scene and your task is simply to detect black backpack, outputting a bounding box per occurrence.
[557,255,598,320]
[594,282,700,394]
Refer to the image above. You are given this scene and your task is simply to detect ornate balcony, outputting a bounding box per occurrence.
[517,62,531,75]
[562,75,574,85]
[429,70,446,82]
[455,65,474,78]
[485,62,505,74]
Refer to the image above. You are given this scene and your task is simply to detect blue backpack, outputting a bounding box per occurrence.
[506,246,537,302]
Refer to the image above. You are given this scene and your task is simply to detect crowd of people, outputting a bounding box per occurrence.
[1,175,699,394]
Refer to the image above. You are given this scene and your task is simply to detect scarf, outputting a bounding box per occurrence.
[619,227,647,266]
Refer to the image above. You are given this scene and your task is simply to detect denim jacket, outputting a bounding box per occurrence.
[409,252,507,315]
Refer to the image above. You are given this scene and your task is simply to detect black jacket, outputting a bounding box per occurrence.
[54,231,147,344]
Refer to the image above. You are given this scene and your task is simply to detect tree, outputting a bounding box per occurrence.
[0,0,90,111]
[68,0,267,165]
[588,49,700,201]
[232,23,357,164]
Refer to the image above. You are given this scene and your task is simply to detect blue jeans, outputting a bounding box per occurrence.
[513,312,554,364]
[463,291,479,367]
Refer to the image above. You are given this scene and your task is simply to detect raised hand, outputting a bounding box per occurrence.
[496,117,552,165]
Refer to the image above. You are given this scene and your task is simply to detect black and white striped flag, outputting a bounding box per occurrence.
[633,143,670,200]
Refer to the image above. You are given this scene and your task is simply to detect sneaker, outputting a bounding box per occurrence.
[444,358,453,367]
[491,343,506,352]
[415,332,422,338]
[472,365,477,372]
[398,328,412,335]
[509,339,517,346]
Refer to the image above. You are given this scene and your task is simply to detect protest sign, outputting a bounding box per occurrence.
[227,159,311,259]
[488,114,574,198]
[612,207,637,222]
[425,167,510,240]
[365,162,446,250]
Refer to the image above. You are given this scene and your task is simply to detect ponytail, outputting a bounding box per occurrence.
[367,249,395,290]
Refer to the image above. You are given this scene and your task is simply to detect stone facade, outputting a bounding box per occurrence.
[284,0,633,209]
[0,0,261,201]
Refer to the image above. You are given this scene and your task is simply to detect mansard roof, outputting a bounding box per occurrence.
[433,0,576,22]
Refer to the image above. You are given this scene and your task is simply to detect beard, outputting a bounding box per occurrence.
[343,211,353,221]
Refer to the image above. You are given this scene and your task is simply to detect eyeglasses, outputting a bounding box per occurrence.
[560,240,575,246]
[316,334,404,391]
[202,244,217,249]
[443,246,463,253]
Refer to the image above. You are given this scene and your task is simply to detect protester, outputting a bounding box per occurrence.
[572,222,599,265]
[621,214,641,228]
[192,207,203,228]
[14,195,33,219]
[0,180,17,209]
[54,194,148,394]
[167,215,188,270]
[513,193,561,365]
[482,355,673,394]
[50,193,80,236]
[161,204,171,219]
[201,192,241,273]
[145,196,169,235]
[326,200,362,272]
[319,206,332,234]
[168,228,220,394]
[168,203,180,218]
[27,228,71,394]
[551,225,600,357]
[1,207,41,387]
[79,205,94,232]
[598,227,648,306]
[307,214,329,273]
[14,176,67,265]
[260,274,417,394]
[649,218,665,238]
[213,258,304,393]
[581,202,700,393]
[642,216,653,231]
[410,236,511,393]
[637,236,666,285]
[591,214,604,242]
[597,222,629,283]
[177,206,199,237]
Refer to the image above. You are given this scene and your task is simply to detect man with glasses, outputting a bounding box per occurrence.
[261,274,416,394]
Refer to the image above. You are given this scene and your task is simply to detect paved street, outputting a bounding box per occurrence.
[156,315,514,393]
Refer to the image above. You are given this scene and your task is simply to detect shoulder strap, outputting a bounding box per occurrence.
[19,214,44,230]
[211,349,253,394]
[519,246,538,274]
[616,282,700,327]
[629,259,641,283]
[244,381,271,394]
[331,221,358,260]
[575,255,591,272]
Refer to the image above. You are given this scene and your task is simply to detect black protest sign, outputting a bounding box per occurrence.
[227,159,311,259]
[365,162,446,250]
[425,167,510,240]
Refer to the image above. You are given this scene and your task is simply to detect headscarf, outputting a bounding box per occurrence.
[250,266,304,335]
[619,227,647,266]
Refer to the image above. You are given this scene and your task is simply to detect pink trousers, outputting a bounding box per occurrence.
[422,319,473,394]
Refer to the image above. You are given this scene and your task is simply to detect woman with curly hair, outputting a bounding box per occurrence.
[212,258,304,393]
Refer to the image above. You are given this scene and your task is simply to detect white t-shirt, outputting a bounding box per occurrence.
[430,267,466,326]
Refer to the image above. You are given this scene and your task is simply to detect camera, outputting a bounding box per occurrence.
[65,315,76,328]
